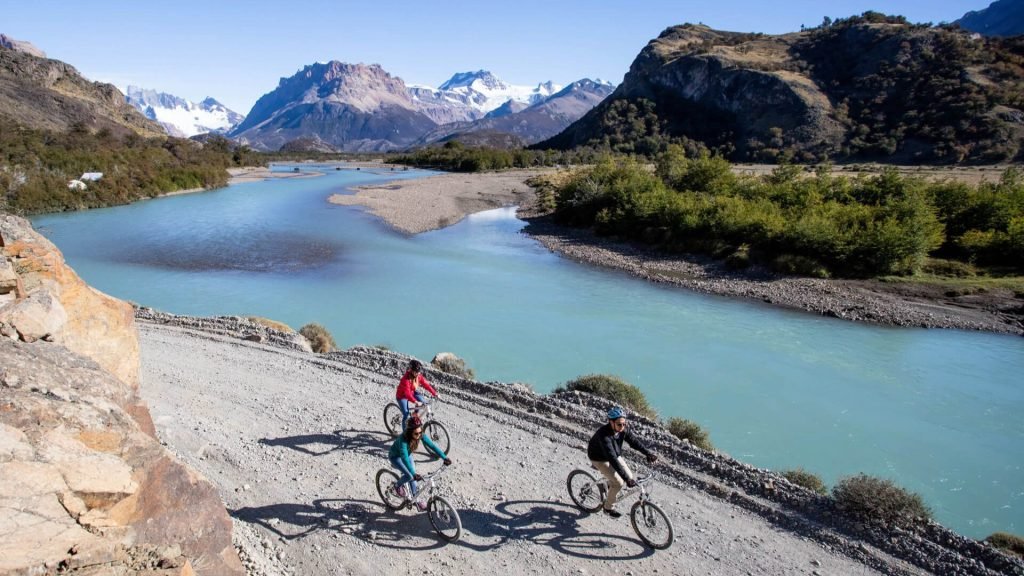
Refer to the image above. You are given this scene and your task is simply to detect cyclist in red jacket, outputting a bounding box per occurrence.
[396,359,439,430]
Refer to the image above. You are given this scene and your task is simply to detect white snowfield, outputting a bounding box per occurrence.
[125,85,243,137]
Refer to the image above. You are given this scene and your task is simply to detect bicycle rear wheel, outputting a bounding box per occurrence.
[566,469,604,513]
[423,421,451,456]
[374,469,406,510]
[427,496,462,542]
[630,500,674,549]
[383,403,403,436]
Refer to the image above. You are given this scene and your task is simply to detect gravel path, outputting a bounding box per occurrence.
[137,322,927,576]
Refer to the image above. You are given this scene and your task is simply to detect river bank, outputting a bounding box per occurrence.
[327,169,550,234]
[135,310,1024,576]
[520,215,1024,335]
[321,169,1022,335]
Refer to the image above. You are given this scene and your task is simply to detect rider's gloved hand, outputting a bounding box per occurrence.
[413,474,424,481]
[443,458,452,466]
[626,479,638,488]
[646,454,658,464]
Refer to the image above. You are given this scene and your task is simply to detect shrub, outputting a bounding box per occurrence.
[554,374,656,419]
[920,258,977,278]
[724,244,751,270]
[665,417,713,451]
[832,474,931,526]
[246,316,295,333]
[431,352,475,379]
[771,254,831,278]
[781,468,828,495]
[985,532,1024,558]
[298,323,336,353]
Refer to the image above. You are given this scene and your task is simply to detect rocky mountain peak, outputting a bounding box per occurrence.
[439,70,506,91]
[125,86,244,137]
[0,33,46,58]
[956,0,1024,37]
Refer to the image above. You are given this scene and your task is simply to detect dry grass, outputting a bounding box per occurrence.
[246,316,295,333]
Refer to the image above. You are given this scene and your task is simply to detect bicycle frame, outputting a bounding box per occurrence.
[596,472,655,504]
[409,464,450,502]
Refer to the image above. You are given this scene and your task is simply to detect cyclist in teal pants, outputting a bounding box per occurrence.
[389,415,451,510]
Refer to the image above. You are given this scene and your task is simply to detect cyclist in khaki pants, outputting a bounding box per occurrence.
[588,406,658,517]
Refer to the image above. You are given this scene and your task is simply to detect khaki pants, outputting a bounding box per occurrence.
[591,459,634,511]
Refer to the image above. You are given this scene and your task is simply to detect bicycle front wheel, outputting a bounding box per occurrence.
[427,496,462,542]
[375,469,406,510]
[566,469,604,512]
[423,421,451,456]
[630,500,674,549]
[383,403,403,436]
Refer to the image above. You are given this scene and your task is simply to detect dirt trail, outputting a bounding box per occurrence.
[136,322,930,576]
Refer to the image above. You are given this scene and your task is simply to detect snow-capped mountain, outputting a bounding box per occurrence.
[413,78,616,147]
[434,70,561,114]
[125,86,244,138]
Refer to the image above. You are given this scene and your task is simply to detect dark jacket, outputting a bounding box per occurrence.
[587,423,652,480]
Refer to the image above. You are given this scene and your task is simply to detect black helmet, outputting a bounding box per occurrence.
[408,359,423,372]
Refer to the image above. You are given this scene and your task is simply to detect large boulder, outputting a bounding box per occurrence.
[0,214,243,576]
[1,214,138,388]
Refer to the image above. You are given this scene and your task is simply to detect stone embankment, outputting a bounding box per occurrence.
[135,309,1022,575]
[0,214,243,576]
[520,215,1024,336]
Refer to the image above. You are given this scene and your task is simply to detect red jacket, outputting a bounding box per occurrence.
[395,371,438,402]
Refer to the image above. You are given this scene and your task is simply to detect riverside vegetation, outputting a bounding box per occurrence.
[548,151,1024,279]
[0,122,263,214]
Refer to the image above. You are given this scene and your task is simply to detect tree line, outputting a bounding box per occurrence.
[0,120,264,214]
[550,149,1023,276]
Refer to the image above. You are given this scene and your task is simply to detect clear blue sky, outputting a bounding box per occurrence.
[2,0,988,114]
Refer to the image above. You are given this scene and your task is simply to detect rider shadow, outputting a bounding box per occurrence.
[256,430,390,458]
[456,499,654,560]
[230,498,447,551]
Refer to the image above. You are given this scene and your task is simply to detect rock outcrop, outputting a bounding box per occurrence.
[0,44,164,138]
[0,214,243,576]
[541,19,1024,164]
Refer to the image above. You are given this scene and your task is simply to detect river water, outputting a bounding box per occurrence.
[31,165,1024,538]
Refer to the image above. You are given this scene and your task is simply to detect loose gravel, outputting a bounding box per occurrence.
[136,314,1024,576]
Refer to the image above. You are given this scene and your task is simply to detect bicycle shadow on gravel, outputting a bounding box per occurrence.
[231,498,447,551]
[456,499,655,560]
[257,430,391,458]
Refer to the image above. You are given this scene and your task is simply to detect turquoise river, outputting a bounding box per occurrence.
[30,165,1024,539]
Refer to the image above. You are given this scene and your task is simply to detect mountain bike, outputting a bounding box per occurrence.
[374,464,462,542]
[383,397,451,455]
[566,467,674,549]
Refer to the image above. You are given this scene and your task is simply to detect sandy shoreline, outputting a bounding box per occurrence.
[328,169,551,234]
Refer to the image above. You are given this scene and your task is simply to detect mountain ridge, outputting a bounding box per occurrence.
[0,42,164,138]
[126,85,245,137]
[230,62,608,152]
[539,16,1024,164]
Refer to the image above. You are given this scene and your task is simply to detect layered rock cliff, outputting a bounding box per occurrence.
[0,214,243,576]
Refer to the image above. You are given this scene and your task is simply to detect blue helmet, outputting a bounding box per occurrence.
[607,406,625,420]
